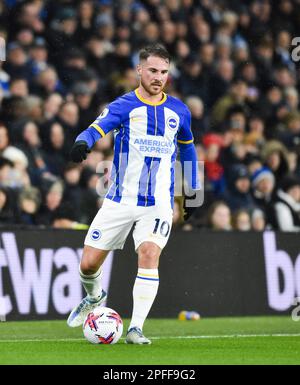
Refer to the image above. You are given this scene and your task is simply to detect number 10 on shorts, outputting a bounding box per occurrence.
[153,218,170,237]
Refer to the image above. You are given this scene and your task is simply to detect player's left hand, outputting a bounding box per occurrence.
[70,141,91,163]
[183,194,198,221]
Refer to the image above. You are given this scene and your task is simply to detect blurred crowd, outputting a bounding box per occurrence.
[0,0,300,231]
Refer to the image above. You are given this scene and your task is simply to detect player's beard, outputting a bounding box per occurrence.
[141,79,164,96]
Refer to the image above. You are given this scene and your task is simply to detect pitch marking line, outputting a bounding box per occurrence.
[0,333,300,343]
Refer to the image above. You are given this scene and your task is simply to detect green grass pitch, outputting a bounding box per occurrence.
[0,316,299,365]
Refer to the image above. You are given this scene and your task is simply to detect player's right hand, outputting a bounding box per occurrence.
[70,141,91,163]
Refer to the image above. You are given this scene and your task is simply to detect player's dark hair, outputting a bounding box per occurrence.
[139,43,171,63]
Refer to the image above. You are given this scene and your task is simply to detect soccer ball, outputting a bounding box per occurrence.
[83,306,123,345]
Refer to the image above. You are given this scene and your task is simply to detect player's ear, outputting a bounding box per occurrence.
[136,64,142,77]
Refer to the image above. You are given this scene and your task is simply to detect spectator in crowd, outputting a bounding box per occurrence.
[18,186,41,225]
[206,201,232,231]
[208,58,234,107]
[43,122,68,176]
[232,209,251,231]
[59,49,88,88]
[199,42,215,77]
[0,0,300,231]
[0,157,13,187]
[202,133,225,197]
[112,67,139,97]
[75,0,96,46]
[63,163,82,214]
[56,101,80,146]
[176,54,208,102]
[287,150,300,177]
[259,85,284,136]
[79,167,102,224]
[270,174,300,232]
[4,42,32,80]
[223,164,255,212]
[32,66,63,98]
[1,146,30,189]
[15,120,48,184]
[251,208,266,232]
[45,7,78,65]
[251,166,276,217]
[278,111,300,154]
[174,39,191,70]
[24,95,44,123]
[284,87,299,113]
[29,37,48,77]
[260,140,289,186]
[0,187,19,225]
[14,28,34,51]
[9,77,29,97]
[71,82,98,130]
[221,106,249,176]
[36,180,64,226]
[244,114,266,152]
[51,203,88,230]
[211,78,248,129]
[246,155,264,177]
[185,96,208,144]
[0,123,9,153]
[43,93,63,122]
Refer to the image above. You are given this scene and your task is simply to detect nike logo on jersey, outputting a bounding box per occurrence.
[130,117,144,122]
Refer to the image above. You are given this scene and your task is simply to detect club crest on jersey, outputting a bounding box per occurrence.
[91,229,102,241]
[99,108,109,120]
[166,116,179,131]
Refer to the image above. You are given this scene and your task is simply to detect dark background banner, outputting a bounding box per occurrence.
[111,230,300,317]
[0,229,299,320]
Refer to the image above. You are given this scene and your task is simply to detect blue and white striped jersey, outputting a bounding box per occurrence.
[85,89,197,208]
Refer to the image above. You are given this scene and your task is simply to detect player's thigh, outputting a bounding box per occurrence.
[85,199,134,251]
[133,205,173,252]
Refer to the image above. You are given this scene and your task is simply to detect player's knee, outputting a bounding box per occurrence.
[80,259,99,275]
[138,242,160,268]
[80,253,100,275]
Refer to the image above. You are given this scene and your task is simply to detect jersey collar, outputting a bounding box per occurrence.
[135,89,167,106]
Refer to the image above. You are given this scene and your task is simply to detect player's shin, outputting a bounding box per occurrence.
[79,266,103,302]
[129,268,159,331]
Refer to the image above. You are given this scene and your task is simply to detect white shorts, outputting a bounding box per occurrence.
[84,198,173,252]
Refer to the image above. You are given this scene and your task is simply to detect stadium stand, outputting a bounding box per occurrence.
[0,0,300,231]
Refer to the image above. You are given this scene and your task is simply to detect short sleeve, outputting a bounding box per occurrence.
[89,99,122,137]
[177,107,194,144]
